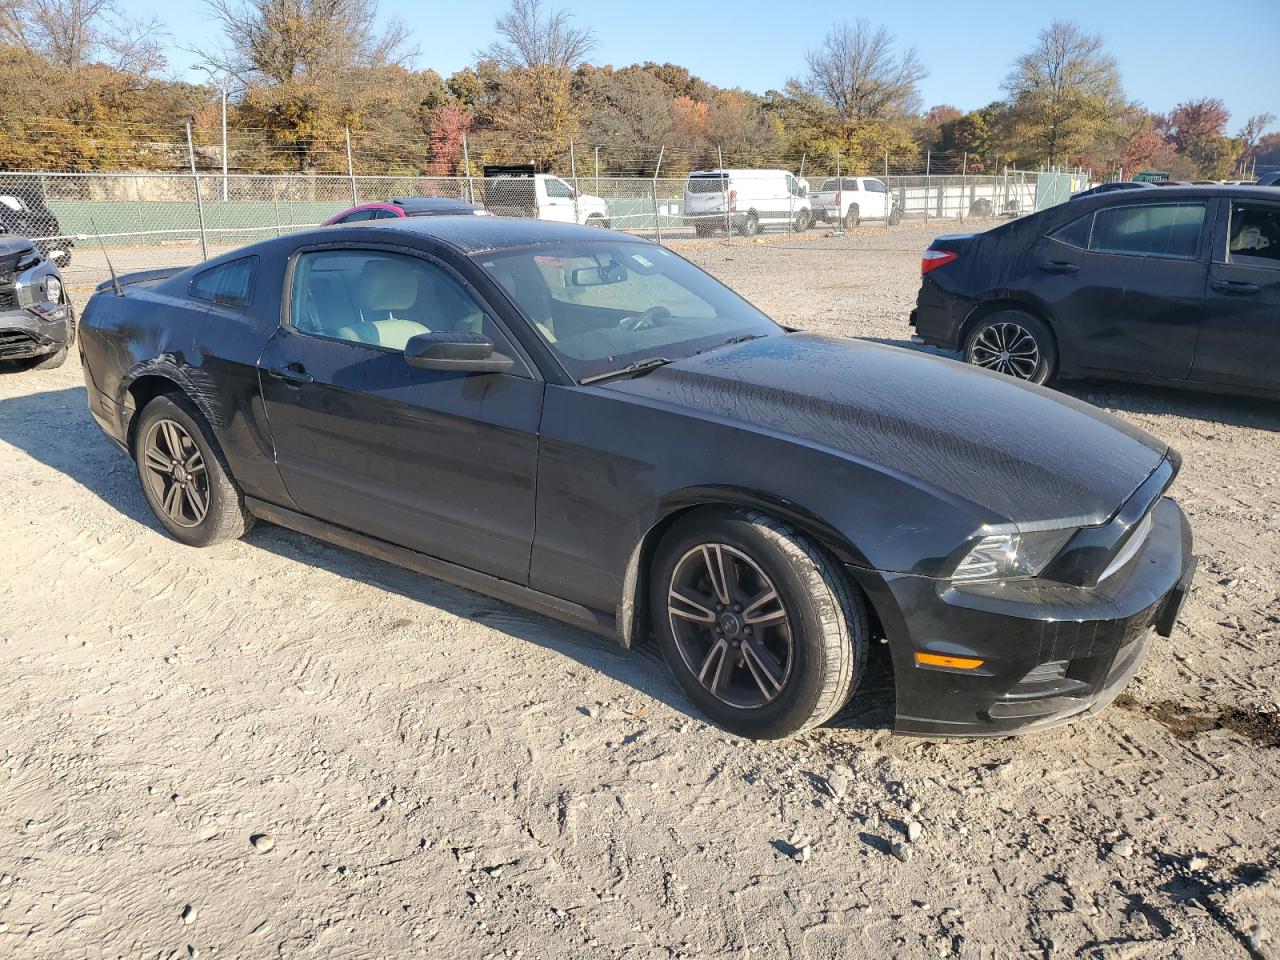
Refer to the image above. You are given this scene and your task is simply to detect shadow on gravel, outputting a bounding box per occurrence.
[239,520,705,720]
[0,385,158,527]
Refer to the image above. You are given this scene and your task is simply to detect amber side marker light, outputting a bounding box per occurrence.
[915,652,985,670]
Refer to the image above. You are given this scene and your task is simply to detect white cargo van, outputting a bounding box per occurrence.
[484,173,611,227]
[682,169,812,236]
[811,177,900,227]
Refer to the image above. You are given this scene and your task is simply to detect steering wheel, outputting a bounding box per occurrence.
[618,305,671,332]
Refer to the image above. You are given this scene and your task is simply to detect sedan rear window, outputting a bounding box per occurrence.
[1088,202,1206,260]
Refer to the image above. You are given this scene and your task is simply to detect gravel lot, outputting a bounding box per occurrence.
[2,220,1278,959]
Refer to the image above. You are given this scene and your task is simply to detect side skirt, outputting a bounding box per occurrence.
[244,497,619,641]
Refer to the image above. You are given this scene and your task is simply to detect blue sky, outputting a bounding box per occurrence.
[146,0,1277,126]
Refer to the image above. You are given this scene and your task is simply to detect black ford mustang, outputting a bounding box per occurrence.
[79,218,1195,739]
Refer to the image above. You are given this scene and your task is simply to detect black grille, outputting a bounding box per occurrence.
[0,283,15,309]
[0,330,38,358]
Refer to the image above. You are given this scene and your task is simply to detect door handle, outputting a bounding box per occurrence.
[1039,260,1080,274]
[1210,279,1261,296]
[268,364,314,385]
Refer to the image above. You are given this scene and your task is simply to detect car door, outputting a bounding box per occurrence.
[1030,199,1210,380]
[863,178,889,219]
[1192,197,1280,392]
[541,178,578,223]
[257,243,544,584]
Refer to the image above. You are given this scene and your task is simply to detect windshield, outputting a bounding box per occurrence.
[478,242,780,381]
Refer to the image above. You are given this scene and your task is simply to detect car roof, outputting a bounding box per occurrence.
[292,215,651,256]
[390,197,478,212]
[1074,184,1280,205]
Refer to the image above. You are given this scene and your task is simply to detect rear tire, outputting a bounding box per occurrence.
[738,210,760,237]
[133,393,254,547]
[651,509,869,740]
[963,310,1058,385]
[844,204,861,229]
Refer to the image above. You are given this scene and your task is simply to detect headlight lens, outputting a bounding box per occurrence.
[952,529,1076,582]
[45,276,62,304]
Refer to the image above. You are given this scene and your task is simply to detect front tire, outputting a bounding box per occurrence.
[133,393,254,547]
[963,310,1058,384]
[794,209,811,232]
[651,509,869,739]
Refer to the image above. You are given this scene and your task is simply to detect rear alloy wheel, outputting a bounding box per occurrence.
[964,311,1057,384]
[134,393,254,547]
[652,509,868,739]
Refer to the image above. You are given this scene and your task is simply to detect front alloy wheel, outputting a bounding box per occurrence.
[652,509,869,739]
[668,543,793,709]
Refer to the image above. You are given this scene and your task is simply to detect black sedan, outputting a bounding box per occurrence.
[79,218,1194,739]
[911,185,1280,398]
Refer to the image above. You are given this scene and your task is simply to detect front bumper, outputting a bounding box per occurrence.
[0,305,70,360]
[852,497,1194,737]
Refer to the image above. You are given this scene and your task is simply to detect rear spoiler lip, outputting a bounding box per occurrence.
[93,266,185,295]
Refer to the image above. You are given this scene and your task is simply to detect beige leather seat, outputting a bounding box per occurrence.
[346,259,431,350]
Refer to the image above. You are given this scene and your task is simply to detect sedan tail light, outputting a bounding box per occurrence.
[921,249,958,274]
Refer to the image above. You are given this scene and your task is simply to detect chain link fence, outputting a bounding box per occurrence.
[0,166,1087,294]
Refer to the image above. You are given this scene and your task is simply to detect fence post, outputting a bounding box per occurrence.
[835,151,842,233]
[652,144,665,242]
[884,151,891,229]
[924,150,931,224]
[570,141,580,224]
[186,122,209,261]
[718,145,730,241]
[345,127,357,203]
[463,134,474,203]
[960,152,967,222]
[594,145,601,197]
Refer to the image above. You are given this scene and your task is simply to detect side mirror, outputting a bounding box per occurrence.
[403,330,514,374]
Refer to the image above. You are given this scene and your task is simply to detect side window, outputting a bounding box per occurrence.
[1049,213,1092,249]
[289,249,515,356]
[190,256,256,306]
[373,209,401,219]
[1089,202,1206,260]
[545,178,574,199]
[339,209,376,223]
[1227,203,1280,267]
[865,179,887,193]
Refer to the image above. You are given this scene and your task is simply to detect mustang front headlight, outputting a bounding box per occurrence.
[951,529,1076,582]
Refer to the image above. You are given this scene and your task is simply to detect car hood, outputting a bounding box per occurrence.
[602,332,1168,527]
[0,234,37,260]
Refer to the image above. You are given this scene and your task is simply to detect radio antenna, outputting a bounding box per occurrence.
[88,218,122,296]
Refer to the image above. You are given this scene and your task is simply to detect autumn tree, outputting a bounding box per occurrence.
[478,0,594,165]
[799,20,925,122]
[1159,99,1238,178]
[1003,20,1122,166]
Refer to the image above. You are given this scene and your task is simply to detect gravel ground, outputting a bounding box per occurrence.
[2,220,1278,960]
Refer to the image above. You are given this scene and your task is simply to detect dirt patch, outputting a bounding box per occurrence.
[1117,694,1280,747]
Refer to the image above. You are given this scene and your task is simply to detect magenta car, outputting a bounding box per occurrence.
[323,197,491,225]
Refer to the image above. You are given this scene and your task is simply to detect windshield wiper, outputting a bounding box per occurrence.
[580,357,673,385]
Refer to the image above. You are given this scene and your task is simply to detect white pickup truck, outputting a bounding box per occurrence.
[811,176,900,228]
[483,174,611,227]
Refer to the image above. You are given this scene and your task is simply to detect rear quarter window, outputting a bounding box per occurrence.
[189,256,257,307]
[1049,213,1092,249]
